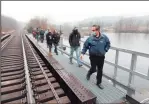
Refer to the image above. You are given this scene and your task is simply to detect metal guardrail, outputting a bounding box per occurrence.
[1,34,11,42]
[59,36,149,91]
[140,98,149,103]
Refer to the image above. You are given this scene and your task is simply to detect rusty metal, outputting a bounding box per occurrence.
[47,96,71,104]
[1,90,26,103]
[56,70,97,104]
[35,88,65,103]
[1,73,25,81]
[5,99,27,104]
[1,70,24,77]
[1,83,26,95]
[35,82,60,94]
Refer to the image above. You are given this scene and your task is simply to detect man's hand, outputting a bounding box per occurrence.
[80,54,84,60]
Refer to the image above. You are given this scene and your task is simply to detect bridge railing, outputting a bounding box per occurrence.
[58,36,149,92]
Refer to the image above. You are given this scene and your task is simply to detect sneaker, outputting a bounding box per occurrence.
[96,83,104,89]
[86,73,90,80]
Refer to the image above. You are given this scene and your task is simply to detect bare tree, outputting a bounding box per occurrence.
[115,17,123,33]
[115,17,141,33]
[27,17,49,30]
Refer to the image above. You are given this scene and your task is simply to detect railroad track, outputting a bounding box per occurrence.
[1,34,27,104]
[1,32,96,104]
[23,33,71,103]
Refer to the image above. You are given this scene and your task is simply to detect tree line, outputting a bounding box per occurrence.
[1,15,19,32]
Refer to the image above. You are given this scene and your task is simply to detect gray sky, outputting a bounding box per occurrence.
[1,1,149,24]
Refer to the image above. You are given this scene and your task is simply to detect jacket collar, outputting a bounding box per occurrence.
[93,33,104,39]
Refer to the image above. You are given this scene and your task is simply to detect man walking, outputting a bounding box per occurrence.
[52,30,60,55]
[80,25,110,89]
[44,29,49,48]
[40,28,45,43]
[69,27,82,67]
[36,28,40,42]
[46,30,53,56]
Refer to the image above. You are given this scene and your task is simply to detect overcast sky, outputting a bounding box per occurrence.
[1,1,149,24]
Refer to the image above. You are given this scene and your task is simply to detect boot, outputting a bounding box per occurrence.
[96,83,104,89]
[86,72,91,80]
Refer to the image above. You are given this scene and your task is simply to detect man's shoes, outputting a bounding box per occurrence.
[96,83,104,89]
[69,59,73,64]
[86,73,90,80]
[78,64,83,67]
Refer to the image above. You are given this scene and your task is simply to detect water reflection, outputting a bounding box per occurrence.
[106,32,149,53]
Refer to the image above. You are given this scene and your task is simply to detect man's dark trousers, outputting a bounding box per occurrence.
[88,55,105,84]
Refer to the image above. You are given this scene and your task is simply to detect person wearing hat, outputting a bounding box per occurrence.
[69,27,82,67]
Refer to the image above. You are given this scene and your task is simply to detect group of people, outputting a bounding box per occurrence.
[32,24,111,89]
[46,29,60,55]
[32,28,60,55]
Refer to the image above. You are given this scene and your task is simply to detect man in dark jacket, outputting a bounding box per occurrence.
[45,29,49,48]
[69,27,82,67]
[80,25,110,89]
[52,30,60,55]
[46,31,53,56]
[40,29,45,43]
[36,28,40,42]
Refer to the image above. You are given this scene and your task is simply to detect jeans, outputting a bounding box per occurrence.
[48,43,52,52]
[40,35,44,43]
[54,43,58,54]
[70,46,82,65]
[36,35,39,42]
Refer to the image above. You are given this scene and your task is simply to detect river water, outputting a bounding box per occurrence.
[62,32,149,93]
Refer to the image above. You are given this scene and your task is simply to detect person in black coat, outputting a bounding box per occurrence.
[46,31,53,56]
[52,30,60,55]
[69,27,82,67]
[40,29,45,43]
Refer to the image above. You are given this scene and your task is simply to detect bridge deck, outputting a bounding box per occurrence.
[28,34,126,103]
